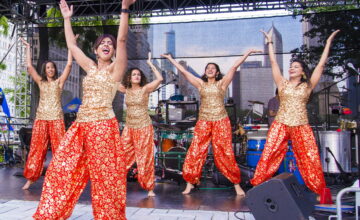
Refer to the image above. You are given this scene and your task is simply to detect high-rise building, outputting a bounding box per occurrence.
[161,29,176,83]
[264,24,283,72]
[178,60,200,101]
[302,18,341,118]
[232,26,281,112]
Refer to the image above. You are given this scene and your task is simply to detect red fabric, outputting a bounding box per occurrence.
[121,124,155,191]
[182,117,241,185]
[24,119,65,182]
[251,121,326,194]
[33,118,127,220]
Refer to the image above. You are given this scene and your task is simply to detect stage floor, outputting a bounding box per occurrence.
[0,167,248,212]
[0,166,357,220]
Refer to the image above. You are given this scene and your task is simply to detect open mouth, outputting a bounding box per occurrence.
[102,48,110,55]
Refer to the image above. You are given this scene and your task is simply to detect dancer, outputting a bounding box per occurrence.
[33,0,135,219]
[118,52,163,197]
[250,29,340,195]
[20,37,75,190]
[162,49,260,195]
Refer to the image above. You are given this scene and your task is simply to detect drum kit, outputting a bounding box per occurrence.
[152,98,360,187]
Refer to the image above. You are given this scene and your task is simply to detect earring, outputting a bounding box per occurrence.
[302,73,307,79]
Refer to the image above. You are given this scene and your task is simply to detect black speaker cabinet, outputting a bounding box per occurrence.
[245,173,316,220]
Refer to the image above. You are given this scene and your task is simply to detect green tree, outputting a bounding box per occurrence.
[291,7,360,77]
[44,7,151,58]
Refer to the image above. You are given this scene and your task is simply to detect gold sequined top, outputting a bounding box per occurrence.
[76,66,118,122]
[198,81,228,121]
[35,79,63,120]
[275,80,310,126]
[125,88,152,128]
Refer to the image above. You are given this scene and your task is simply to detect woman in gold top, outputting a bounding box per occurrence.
[33,0,135,219]
[251,29,340,195]
[118,52,163,197]
[20,37,74,190]
[162,49,260,195]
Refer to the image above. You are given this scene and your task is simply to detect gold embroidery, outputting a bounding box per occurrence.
[76,66,118,122]
[198,81,228,121]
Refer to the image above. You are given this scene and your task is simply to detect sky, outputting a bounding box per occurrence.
[149,14,303,79]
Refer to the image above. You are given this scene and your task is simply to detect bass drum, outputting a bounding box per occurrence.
[163,147,186,171]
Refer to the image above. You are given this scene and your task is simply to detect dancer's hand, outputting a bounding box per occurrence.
[59,0,73,19]
[326,29,340,44]
[161,53,172,60]
[20,37,30,47]
[260,30,272,44]
[146,52,152,65]
[122,0,136,9]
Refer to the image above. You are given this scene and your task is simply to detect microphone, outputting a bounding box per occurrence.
[346,62,359,75]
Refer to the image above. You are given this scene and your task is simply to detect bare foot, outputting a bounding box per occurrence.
[234,184,245,196]
[148,190,156,197]
[22,180,33,190]
[182,182,194,195]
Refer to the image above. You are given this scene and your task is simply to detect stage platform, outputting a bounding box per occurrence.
[0,167,357,220]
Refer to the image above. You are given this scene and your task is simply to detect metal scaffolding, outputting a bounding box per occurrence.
[1,1,359,24]
[13,21,31,119]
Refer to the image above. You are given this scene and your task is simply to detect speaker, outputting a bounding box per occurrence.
[245,173,316,220]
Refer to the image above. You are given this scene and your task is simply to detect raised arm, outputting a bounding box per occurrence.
[112,0,136,82]
[261,30,284,88]
[161,54,203,90]
[309,30,340,90]
[59,0,95,72]
[221,49,262,90]
[144,52,164,93]
[20,38,42,84]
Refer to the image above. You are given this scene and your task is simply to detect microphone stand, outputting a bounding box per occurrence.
[155,78,177,109]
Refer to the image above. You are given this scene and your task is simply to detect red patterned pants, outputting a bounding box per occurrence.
[251,121,326,194]
[33,118,127,220]
[182,117,241,185]
[24,119,65,182]
[121,124,155,191]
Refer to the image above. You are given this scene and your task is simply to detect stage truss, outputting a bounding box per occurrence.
[0,1,359,24]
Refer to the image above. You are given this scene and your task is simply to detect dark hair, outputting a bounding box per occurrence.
[290,59,311,86]
[201,62,223,82]
[93,34,117,51]
[122,68,148,88]
[40,61,58,81]
[275,88,278,96]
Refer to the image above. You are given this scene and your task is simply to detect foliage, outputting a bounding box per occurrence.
[44,7,149,59]
[0,16,9,36]
[291,7,360,77]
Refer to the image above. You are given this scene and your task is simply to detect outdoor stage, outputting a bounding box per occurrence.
[0,164,357,220]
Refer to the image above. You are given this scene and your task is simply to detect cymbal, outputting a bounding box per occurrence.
[152,122,181,131]
[248,100,264,105]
